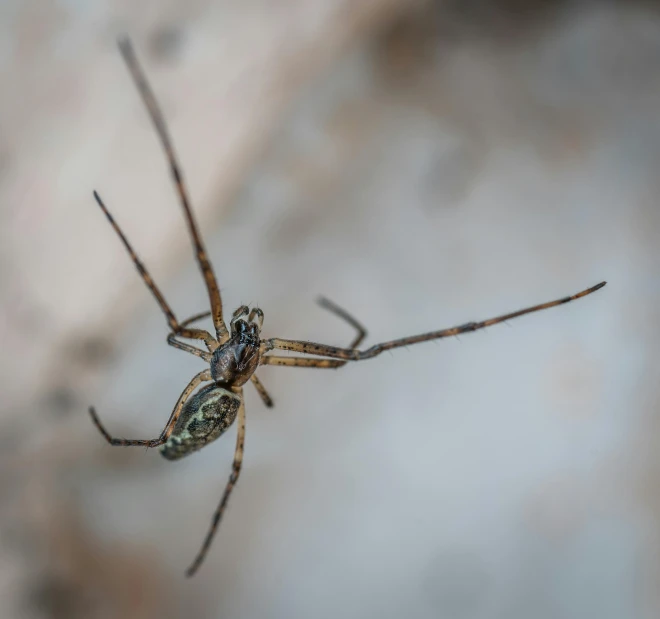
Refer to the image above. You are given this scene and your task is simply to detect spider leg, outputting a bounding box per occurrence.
[260,356,347,368]
[168,311,217,355]
[117,38,229,343]
[89,369,212,447]
[93,191,217,352]
[317,296,367,349]
[180,311,212,328]
[260,297,367,368]
[167,334,212,361]
[250,375,273,407]
[186,390,246,577]
[260,282,606,361]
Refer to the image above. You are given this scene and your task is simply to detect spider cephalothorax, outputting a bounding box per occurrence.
[210,309,262,386]
[87,37,606,578]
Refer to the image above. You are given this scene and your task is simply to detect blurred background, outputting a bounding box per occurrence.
[0,0,655,617]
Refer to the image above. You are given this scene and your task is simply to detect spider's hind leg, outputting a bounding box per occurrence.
[89,369,211,447]
[250,375,273,407]
[186,391,246,577]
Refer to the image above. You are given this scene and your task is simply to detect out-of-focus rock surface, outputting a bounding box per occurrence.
[1,1,658,617]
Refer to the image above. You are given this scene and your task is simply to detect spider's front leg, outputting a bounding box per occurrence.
[117,38,230,343]
[259,297,367,368]
[260,282,606,363]
[89,369,212,448]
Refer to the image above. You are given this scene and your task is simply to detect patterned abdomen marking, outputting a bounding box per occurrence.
[160,384,241,461]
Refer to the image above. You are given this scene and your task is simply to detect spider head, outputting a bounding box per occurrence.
[232,319,259,340]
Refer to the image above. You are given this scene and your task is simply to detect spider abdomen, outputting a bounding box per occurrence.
[160,384,241,461]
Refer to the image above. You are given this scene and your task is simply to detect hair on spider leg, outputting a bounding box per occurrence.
[84,37,606,578]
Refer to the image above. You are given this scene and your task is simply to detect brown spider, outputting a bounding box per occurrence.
[88,38,606,577]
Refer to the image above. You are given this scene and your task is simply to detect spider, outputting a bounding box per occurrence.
[88,38,606,577]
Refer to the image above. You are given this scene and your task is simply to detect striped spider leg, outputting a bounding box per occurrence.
[259,282,606,365]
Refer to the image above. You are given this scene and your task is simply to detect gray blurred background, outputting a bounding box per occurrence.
[0,0,654,617]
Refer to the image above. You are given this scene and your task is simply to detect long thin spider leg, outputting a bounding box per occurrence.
[93,191,217,350]
[258,299,365,368]
[250,375,273,407]
[261,282,606,361]
[317,296,367,349]
[167,335,212,361]
[180,310,212,328]
[186,391,246,577]
[117,38,229,342]
[89,370,212,447]
[261,356,347,368]
[259,297,367,368]
[168,310,218,355]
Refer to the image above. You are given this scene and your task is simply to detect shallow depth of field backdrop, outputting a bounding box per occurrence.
[0,1,656,617]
